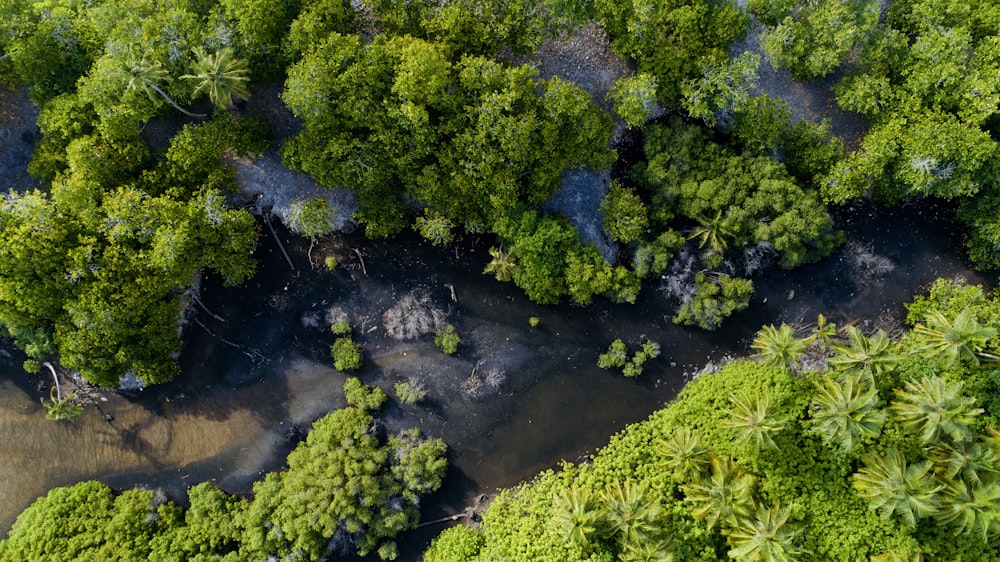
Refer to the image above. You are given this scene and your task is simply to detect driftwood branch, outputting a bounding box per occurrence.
[265,212,296,273]
[42,362,62,402]
[445,283,457,302]
[352,248,367,275]
[416,513,469,529]
[191,292,225,322]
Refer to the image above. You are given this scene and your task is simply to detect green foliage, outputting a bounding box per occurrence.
[324,255,339,270]
[731,94,791,153]
[751,324,809,371]
[394,381,426,405]
[2,400,447,561]
[853,448,942,527]
[598,339,628,370]
[680,52,760,127]
[759,0,879,79]
[726,504,806,562]
[0,185,257,387]
[725,389,792,451]
[493,209,633,306]
[286,198,337,240]
[593,0,750,104]
[425,279,1000,560]
[0,481,173,561]
[632,230,684,279]
[415,211,456,247]
[823,0,1000,271]
[434,324,460,355]
[330,319,351,335]
[599,338,660,378]
[529,316,541,328]
[607,73,658,128]
[41,388,84,422]
[281,34,613,238]
[600,181,648,244]
[343,377,388,411]
[779,119,845,189]
[672,273,753,330]
[242,405,445,559]
[637,118,842,272]
[424,525,486,562]
[181,47,250,109]
[331,336,363,371]
[811,372,887,452]
[483,246,518,283]
[889,376,983,444]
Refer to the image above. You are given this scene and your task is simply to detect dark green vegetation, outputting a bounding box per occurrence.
[426,279,1000,561]
[0,379,447,561]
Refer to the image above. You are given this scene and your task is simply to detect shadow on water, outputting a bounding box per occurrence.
[0,199,992,562]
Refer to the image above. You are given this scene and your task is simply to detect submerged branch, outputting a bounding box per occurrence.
[265,212,296,273]
[43,362,61,402]
[352,248,367,275]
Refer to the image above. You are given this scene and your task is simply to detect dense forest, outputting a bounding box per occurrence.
[1,0,999,560]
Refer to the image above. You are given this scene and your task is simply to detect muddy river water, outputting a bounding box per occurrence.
[0,200,990,559]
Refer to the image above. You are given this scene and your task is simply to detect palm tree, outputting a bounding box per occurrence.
[928,438,999,487]
[552,486,605,548]
[599,480,662,545]
[120,58,205,118]
[682,456,757,529]
[853,448,942,527]
[726,390,791,451]
[935,480,1000,541]
[810,372,886,452]
[657,426,710,483]
[182,47,251,110]
[828,326,900,377]
[619,535,675,562]
[890,376,982,444]
[911,309,998,368]
[751,324,809,371]
[688,210,734,255]
[483,246,518,282]
[726,504,806,562]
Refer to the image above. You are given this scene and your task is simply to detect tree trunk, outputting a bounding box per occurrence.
[149,83,206,118]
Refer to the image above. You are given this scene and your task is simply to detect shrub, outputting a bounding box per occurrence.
[434,324,460,355]
[332,336,363,371]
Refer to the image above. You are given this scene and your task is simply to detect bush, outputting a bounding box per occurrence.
[434,324,460,355]
[332,336,363,371]
[343,377,387,411]
[395,381,426,405]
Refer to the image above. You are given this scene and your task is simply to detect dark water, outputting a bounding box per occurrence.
[0,200,990,560]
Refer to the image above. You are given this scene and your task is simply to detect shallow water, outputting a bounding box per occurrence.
[0,200,990,562]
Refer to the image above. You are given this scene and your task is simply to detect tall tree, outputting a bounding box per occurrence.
[751,324,809,371]
[182,47,251,110]
[725,389,792,451]
[890,376,983,444]
[811,372,887,452]
[911,309,998,368]
[726,504,806,562]
[828,326,900,376]
[853,448,942,527]
[682,456,757,529]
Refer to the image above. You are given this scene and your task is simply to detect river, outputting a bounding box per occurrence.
[0,199,989,561]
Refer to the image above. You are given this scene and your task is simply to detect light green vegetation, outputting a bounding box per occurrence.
[0,379,447,561]
[598,338,661,377]
[434,324,461,355]
[426,279,1000,561]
